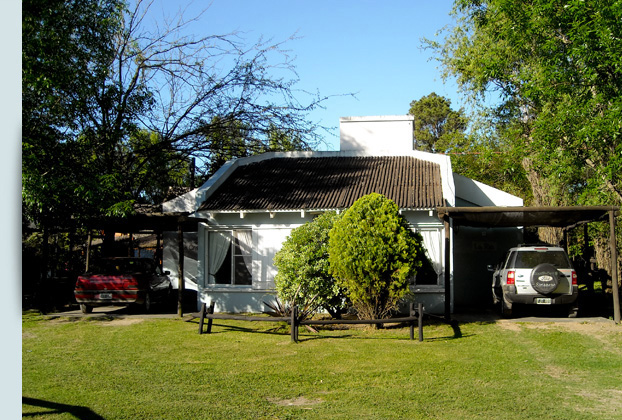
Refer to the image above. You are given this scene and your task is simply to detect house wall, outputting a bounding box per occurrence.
[452,226,523,309]
[162,232,199,291]
[162,188,198,212]
[196,209,449,314]
[196,211,310,313]
[454,173,524,207]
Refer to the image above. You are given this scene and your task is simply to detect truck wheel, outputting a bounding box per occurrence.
[500,294,512,318]
[144,292,152,313]
[492,287,501,306]
[80,304,93,314]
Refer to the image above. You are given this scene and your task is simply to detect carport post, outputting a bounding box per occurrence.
[444,219,451,322]
[609,210,620,324]
[177,225,185,318]
[85,230,92,272]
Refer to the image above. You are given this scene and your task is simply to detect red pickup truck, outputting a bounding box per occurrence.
[74,257,172,314]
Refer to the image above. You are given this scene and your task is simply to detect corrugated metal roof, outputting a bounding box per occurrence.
[199,156,444,211]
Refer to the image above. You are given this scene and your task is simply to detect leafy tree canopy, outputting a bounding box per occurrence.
[408,92,467,153]
[328,193,429,320]
[425,0,622,261]
[273,211,348,319]
[426,0,622,207]
[23,0,331,229]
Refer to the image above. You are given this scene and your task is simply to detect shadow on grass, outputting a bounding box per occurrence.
[193,315,478,342]
[204,320,463,342]
[22,397,104,420]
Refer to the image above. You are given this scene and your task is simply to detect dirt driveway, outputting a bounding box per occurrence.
[56,305,183,319]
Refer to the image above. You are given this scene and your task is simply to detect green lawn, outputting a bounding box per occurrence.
[22,312,622,420]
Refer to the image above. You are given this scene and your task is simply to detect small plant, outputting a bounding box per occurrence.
[263,285,319,332]
[263,285,318,321]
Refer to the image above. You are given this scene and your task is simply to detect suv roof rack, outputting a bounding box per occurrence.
[518,243,558,247]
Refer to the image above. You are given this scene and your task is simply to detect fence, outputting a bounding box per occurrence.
[197,302,441,342]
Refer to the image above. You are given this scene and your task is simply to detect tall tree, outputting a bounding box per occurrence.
[408,92,467,153]
[23,0,126,227]
[426,0,621,261]
[427,0,622,206]
[23,0,331,229]
[408,93,531,200]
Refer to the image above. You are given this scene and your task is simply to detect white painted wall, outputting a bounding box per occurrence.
[454,173,523,207]
[194,209,447,313]
[340,115,414,154]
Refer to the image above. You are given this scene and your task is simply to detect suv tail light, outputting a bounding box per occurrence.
[571,270,577,285]
[507,271,515,285]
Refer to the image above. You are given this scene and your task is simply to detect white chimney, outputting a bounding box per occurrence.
[339,115,414,154]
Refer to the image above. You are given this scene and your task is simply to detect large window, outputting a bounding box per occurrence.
[208,230,252,286]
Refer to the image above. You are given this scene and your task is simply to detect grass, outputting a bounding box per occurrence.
[22,311,622,420]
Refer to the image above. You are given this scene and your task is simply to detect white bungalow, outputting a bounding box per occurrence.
[163,115,523,314]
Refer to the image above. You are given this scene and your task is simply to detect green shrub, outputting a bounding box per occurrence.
[273,211,348,318]
[328,193,428,320]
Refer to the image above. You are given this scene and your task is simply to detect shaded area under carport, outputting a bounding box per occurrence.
[86,212,208,317]
[437,206,620,323]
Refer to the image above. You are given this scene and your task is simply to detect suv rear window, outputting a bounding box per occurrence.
[511,251,571,269]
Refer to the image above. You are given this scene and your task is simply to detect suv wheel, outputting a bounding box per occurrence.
[500,294,512,318]
[530,263,561,295]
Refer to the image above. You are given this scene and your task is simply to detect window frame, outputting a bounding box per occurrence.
[207,228,253,287]
[410,225,444,288]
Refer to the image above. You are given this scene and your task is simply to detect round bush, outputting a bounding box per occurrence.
[328,193,427,320]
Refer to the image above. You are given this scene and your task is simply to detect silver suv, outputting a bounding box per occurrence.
[491,244,579,317]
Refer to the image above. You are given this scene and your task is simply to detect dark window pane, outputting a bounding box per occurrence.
[234,256,252,285]
[214,246,232,284]
[514,251,571,269]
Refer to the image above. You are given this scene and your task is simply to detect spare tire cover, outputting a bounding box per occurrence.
[530,263,561,294]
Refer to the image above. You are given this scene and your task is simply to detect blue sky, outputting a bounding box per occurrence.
[156,0,462,150]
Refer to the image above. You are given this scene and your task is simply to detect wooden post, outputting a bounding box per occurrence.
[177,226,185,317]
[610,210,620,324]
[156,233,162,270]
[444,219,452,322]
[290,306,298,343]
[409,303,415,340]
[207,302,215,334]
[418,303,424,342]
[198,302,206,334]
[85,230,92,272]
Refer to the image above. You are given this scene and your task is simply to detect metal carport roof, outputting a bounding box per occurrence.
[437,206,616,228]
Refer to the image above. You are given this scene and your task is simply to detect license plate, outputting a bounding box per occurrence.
[535,298,552,305]
[98,292,112,300]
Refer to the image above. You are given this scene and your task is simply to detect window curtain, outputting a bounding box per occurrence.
[208,231,231,284]
[419,229,442,275]
[235,230,253,275]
